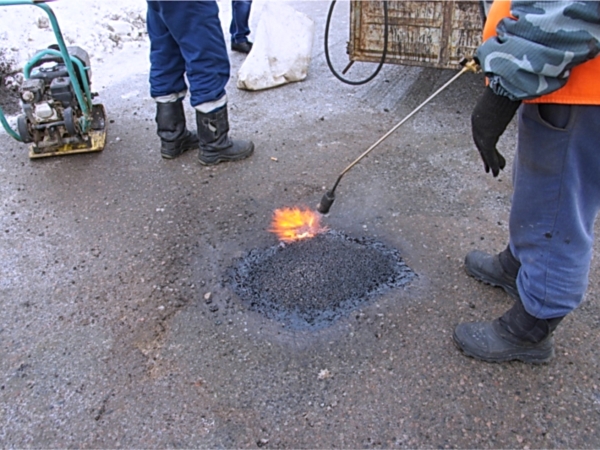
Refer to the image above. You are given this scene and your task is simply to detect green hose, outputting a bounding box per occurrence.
[0,0,93,140]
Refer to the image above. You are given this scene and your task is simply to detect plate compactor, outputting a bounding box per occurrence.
[0,0,107,158]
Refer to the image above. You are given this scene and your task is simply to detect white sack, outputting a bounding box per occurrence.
[236,3,314,91]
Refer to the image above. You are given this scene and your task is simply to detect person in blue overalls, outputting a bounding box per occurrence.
[146,0,254,165]
[230,0,253,54]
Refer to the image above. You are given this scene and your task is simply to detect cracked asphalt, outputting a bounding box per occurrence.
[1,1,600,448]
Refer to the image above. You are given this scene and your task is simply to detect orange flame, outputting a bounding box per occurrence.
[269,207,327,242]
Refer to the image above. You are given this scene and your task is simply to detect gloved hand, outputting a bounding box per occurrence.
[471,86,521,176]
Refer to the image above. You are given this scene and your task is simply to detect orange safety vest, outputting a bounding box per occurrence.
[484,0,600,104]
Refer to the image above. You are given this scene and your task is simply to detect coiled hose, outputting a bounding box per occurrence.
[324,0,389,85]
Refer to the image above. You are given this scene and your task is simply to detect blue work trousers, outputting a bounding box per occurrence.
[510,104,600,319]
[230,0,252,44]
[146,0,230,107]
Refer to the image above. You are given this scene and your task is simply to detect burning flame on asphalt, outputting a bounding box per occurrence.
[269,207,328,242]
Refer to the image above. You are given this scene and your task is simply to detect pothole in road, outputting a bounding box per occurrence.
[226,230,416,330]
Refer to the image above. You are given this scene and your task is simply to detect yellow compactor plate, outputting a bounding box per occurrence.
[29,104,107,159]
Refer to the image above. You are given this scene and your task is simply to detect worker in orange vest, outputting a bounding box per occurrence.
[453,0,600,363]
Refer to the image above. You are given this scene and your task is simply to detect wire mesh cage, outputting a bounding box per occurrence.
[348,0,485,69]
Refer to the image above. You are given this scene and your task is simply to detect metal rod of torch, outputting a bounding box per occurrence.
[317,59,480,215]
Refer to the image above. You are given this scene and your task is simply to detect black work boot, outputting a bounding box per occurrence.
[231,41,253,54]
[196,106,254,166]
[453,299,564,364]
[156,99,199,159]
[465,245,520,299]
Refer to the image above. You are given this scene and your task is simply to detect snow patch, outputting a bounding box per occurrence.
[0,0,148,73]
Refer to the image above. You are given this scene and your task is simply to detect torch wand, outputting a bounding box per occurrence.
[317,59,480,214]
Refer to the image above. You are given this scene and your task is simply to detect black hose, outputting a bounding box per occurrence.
[324,0,389,85]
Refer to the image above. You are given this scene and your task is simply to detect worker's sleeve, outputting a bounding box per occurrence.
[476,0,600,101]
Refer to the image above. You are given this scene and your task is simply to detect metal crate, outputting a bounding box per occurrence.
[349,0,484,69]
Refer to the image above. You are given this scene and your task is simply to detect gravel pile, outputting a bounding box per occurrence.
[227,230,416,329]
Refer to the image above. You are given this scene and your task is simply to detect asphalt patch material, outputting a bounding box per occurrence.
[227,230,416,329]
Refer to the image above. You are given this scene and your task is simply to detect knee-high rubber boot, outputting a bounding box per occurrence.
[453,299,564,364]
[156,99,199,159]
[196,106,254,166]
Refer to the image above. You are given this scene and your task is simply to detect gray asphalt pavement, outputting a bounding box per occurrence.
[1,2,600,448]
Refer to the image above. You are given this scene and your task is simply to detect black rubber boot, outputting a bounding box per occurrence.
[196,106,254,166]
[465,245,520,299]
[231,41,253,54]
[156,99,199,159]
[453,299,564,364]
